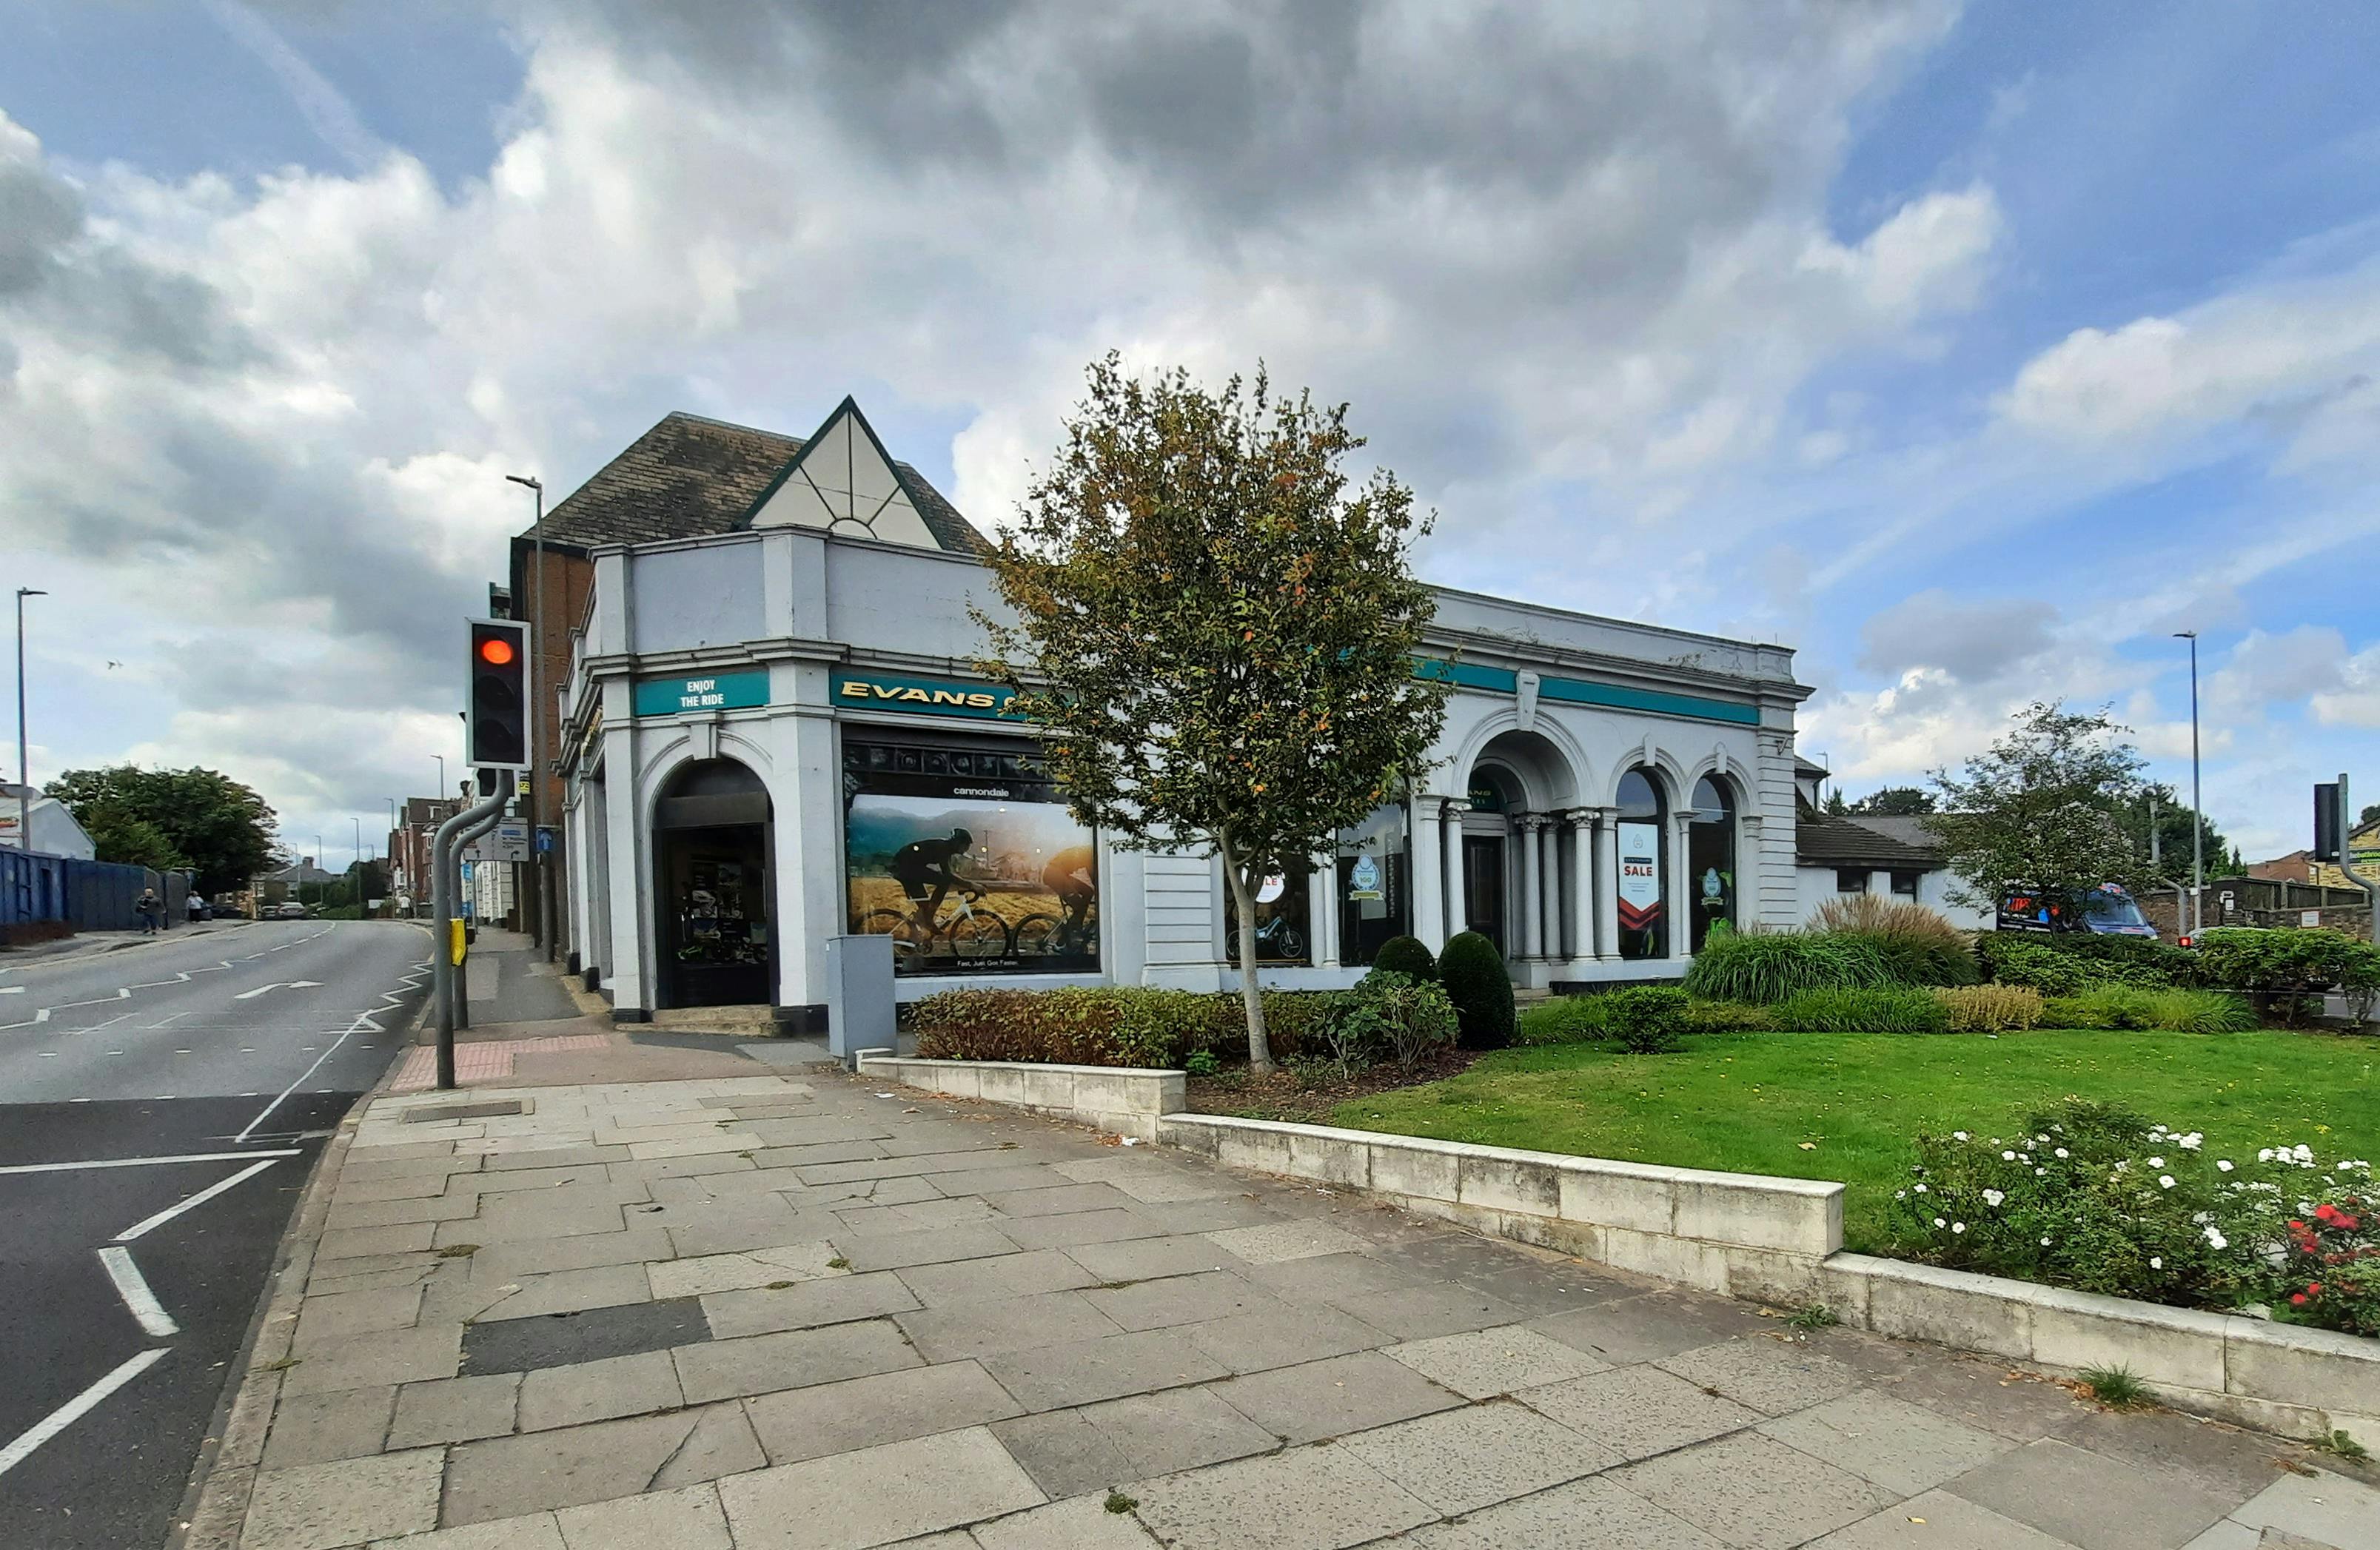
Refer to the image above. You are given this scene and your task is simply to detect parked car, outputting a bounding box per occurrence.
[275,901,310,919]
[1997,882,2159,939]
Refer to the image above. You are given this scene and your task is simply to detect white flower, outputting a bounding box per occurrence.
[2002,1150,2017,1161]
[2160,1176,2176,1190]
[1933,1217,1947,1228]
[2293,1144,2313,1161]
[1896,1190,1907,1199]
[2054,1147,2070,1158]
[1914,1183,1928,1193]
[2203,1227,2228,1250]
[1982,1189,2006,1207]
[1952,1222,1967,1234]
[2040,1237,2052,1247]
[2179,1133,2202,1150]
[2148,1157,2165,1170]
[2216,1160,2233,1172]
[2034,1167,2048,1177]
[2148,1256,2162,1269]
[2258,1149,2275,1162]
[1953,1131,1968,1141]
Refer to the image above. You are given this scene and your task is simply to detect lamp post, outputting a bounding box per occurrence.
[506,472,552,962]
[435,754,446,802]
[15,588,44,851]
[352,815,364,913]
[2173,631,2202,938]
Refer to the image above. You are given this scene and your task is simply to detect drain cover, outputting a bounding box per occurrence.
[403,1098,529,1123]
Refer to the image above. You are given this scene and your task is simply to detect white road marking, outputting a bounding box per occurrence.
[232,980,324,1000]
[0,1149,299,1176]
[0,986,21,994]
[0,1349,168,1478]
[144,1010,197,1028]
[97,1246,177,1337]
[54,990,133,1010]
[233,962,429,1143]
[116,1158,278,1242]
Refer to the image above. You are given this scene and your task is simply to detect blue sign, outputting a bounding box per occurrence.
[633,669,771,718]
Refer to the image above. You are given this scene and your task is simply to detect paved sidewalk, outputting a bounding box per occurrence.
[0,913,255,963]
[195,1070,2380,1550]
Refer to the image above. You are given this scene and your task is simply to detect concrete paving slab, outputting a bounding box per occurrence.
[982,1181,1140,1218]
[1614,1432,1897,1550]
[1207,1349,1464,1444]
[244,1448,445,1550]
[1870,1355,2093,1442]
[462,1295,708,1375]
[1082,1269,1286,1332]
[1807,1489,2087,1549]
[1515,1363,1765,1460]
[1328,1279,1532,1340]
[990,1386,1278,1499]
[1126,1440,1435,1550]
[895,1288,1124,1362]
[997,1207,1173,1252]
[648,1241,845,1298]
[292,1284,427,1352]
[1062,1233,1247,1284]
[389,1373,521,1449]
[1655,1336,1869,1416]
[262,1385,397,1467]
[652,1403,769,1490]
[743,1360,1025,1465]
[516,1349,683,1431]
[717,1426,1046,1549]
[834,1222,1021,1272]
[366,1513,567,1549]
[703,1269,921,1339]
[442,1408,724,1525]
[1404,1473,1733,1549]
[984,1326,1231,1412]
[1385,1326,1611,1398]
[830,1198,997,1235]
[971,1492,1164,1549]
[281,1320,464,1396]
[1338,1397,1619,1514]
[474,1263,654,1323]
[1241,1249,1432,1304]
[2224,1470,2380,1550]
[1203,1219,1371,1264]
[899,1248,1101,1304]
[671,1317,919,1403]
[1181,1302,1393,1375]
[1527,1289,1774,1363]
[552,1483,734,1550]
[1942,1437,2236,1550]
[1760,1390,2017,1497]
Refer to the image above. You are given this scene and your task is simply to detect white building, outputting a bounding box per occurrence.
[0,785,97,860]
[555,398,1816,1027]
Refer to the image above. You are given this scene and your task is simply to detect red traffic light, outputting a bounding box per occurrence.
[479,637,516,666]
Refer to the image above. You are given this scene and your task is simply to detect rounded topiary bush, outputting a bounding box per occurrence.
[1438,930,1515,1049]
[1370,934,1438,982]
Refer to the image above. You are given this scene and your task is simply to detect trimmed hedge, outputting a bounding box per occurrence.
[1370,935,1438,981]
[1603,985,1690,1053]
[1439,931,1515,1049]
[911,985,1331,1067]
[1771,985,1952,1034]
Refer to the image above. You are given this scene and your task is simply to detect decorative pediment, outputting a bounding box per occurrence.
[743,397,941,548]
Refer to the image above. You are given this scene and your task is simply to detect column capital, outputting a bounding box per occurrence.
[1561,805,1611,828]
[1515,811,1552,833]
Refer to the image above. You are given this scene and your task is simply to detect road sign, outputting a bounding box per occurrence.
[536,827,555,854]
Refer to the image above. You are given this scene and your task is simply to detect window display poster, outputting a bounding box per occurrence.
[1617,820,1663,930]
[845,793,1098,973]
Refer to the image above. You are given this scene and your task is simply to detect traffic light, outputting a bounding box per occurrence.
[466,618,529,769]
[2314,782,2342,863]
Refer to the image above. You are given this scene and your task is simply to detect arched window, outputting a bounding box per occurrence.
[1688,775,1737,952]
[1615,767,1667,959]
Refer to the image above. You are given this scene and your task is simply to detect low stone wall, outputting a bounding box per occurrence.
[858,1058,2379,1442]
[854,1053,1184,1141]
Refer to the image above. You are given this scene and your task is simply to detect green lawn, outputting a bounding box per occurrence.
[1330,1030,2380,1252]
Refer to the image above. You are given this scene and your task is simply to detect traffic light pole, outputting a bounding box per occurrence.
[430,786,509,1090]
[2334,774,2380,947]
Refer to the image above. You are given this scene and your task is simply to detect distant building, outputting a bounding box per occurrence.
[256,856,336,907]
[0,784,97,860]
[387,796,463,913]
[1792,805,1989,930]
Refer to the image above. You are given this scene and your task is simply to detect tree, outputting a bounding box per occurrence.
[48,765,278,896]
[1928,702,2148,916]
[1822,788,1849,815]
[2360,802,2380,831]
[978,356,1449,1072]
[2115,781,2229,880]
[78,801,187,872]
[1846,785,1937,816]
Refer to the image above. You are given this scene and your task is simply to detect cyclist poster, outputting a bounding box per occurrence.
[845,792,1099,973]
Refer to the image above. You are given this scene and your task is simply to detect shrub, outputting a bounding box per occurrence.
[1680,929,1891,1004]
[1516,995,1610,1045]
[1811,896,1980,987]
[1438,931,1515,1049]
[1888,1097,2379,1330]
[1602,985,1691,1053]
[2193,927,2380,1025]
[1680,998,1773,1033]
[1771,985,1951,1034]
[1934,984,2045,1033]
[2041,985,2256,1033]
[2042,932,2204,987]
[1977,932,2198,993]
[1976,936,2100,996]
[1370,935,1438,982]
[1327,971,1459,1069]
[911,986,1231,1067]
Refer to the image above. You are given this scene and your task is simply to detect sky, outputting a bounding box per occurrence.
[2,0,2377,873]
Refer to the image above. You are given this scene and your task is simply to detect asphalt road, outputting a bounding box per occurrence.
[0,919,430,1550]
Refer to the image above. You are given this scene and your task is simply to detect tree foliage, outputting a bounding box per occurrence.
[1928,702,2148,916]
[2114,781,2229,880]
[77,801,187,872]
[48,765,278,896]
[1846,785,1937,816]
[977,356,1449,1070]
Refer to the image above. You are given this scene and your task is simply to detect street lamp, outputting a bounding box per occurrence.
[435,754,446,800]
[15,588,44,851]
[2173,631,2203,938]
[506,472,551,961]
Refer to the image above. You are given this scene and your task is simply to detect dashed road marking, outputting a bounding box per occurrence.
[0,1349,168,1478]
[97,1246,176,1338]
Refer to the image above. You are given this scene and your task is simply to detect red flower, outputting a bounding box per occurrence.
[2291,1292,2308,1305]
[2307,1282,2324,1295]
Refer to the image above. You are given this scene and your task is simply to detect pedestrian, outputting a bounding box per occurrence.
[135,888,161,936]
[187,891,207,925]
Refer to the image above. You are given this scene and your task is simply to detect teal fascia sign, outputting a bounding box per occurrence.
[632,668,771,718]
[831,669,1023,721]
[1412,657,1757,727]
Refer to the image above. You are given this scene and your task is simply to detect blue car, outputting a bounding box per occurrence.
[1997,882,2159,940]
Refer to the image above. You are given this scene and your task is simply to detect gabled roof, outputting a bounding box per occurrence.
[521,409,988,555]
[1795,810,1943,870]
[738,396,976,552]
[1840,813,1945,850]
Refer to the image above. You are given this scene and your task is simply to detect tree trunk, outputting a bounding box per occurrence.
[1220,842,1273,1073]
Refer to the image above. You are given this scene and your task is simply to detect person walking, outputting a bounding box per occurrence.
[187,890,206,925]
[135,888,162,936]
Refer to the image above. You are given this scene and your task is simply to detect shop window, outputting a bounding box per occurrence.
[1225,860,1313,966]
[1891,870,1921,899]
[842,734,1098,976]
[1837,868,1870,894]
[1686,775,1737,953]
[1616,767,1668,959]
[1335,802,1410,966]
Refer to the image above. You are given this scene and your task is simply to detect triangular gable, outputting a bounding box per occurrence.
[741,396,942,549]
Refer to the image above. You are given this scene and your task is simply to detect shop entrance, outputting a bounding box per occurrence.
[1462,834,1506,956]
[652,760,774,1009]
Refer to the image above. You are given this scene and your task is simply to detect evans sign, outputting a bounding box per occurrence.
[831,670,1022,721]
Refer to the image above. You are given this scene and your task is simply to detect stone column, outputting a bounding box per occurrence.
[1594,813,1620,962]
[1517,814,1544,959]
[1543,821,1563,959]
[1441,797,1469,942]
[1411,794,1444,947]
[1566,810,1598,962]
[1669,813,1695,962]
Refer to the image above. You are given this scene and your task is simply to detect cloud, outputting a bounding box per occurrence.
[1858,589,2058,682]
[2312,644,2380,730]
[200,0,391,172]
[2206,625,2347,717]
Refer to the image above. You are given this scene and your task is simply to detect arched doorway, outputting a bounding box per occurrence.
[1461,765,1520,956]
[1615,766,1668,959]
[651,759,774,1007]
[1687,774,1737,952]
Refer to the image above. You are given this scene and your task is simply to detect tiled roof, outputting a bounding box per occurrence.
[1795,811,1942,869]
[522,410,988,556]
[1840,813,1945,850]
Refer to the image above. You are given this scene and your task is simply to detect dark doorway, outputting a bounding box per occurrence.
[1462,834,1506,956]
[653,761,774,1008]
